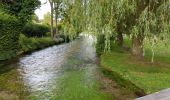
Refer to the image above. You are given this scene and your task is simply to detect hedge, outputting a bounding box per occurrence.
[22,23,50,37]
[0,12,20,60]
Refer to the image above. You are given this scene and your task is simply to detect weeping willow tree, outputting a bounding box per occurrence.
[84,0,135,54]
[86,0,117,53]
[62,0,85,40]
[62,0,170,61]
[127,0,170,58]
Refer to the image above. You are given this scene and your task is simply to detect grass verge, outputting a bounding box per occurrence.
[100,43,170,95]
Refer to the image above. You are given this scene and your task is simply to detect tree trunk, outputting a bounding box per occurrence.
[49,0,54,38]
[54,3,58,38]
[132,34,144,57]
[116,33,123,46]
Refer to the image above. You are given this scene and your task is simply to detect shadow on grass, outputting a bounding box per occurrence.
[100,65,146,97]
[0,58,19,74]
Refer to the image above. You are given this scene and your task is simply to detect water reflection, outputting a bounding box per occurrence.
[19,43,70,99]
[0,35,109,100]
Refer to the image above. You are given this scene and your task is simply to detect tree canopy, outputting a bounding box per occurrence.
[58,0,170,62]
[0,0,40,24]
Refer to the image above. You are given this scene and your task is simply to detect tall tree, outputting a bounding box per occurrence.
[54,0,62,37]
[0,0,40,25]
[63,0,170,59]
[129,0,169,57]
[62,0,84,40]
[49,0,54,38]
[0,0,40,60]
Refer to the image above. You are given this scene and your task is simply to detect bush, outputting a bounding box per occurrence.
[22,23,50,37]
[0,11,20,60]
[19,34,56,53]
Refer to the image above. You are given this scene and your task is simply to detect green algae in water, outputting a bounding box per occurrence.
[54,68,113,100]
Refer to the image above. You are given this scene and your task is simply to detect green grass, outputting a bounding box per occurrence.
[144,40,170,64]
[101,41,170,94]
[0,61,28,99]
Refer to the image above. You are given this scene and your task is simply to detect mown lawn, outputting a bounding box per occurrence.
[101,41,170,94]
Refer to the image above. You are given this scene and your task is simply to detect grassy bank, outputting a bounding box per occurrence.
[0,59,28,99]
[100,42,170,95]
[0,34,64,62]
[18,34,63,55]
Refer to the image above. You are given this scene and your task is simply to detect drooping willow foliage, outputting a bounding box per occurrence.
[62,0,85,40]
[62,0,170,60]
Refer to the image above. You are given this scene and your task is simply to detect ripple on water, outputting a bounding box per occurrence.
[16,35,111,99]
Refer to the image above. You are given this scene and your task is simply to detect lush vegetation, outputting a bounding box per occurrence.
[101,39,170,94]
[19,34,63,54]
[0,0,66,61]
[62,1,170,95]
[0,61,28,99]
[0,0,40,24]
[22,23,50,37]
[62,0,170,62]
[0,0,41,60]
[0,11,20,60]
[1,0,170,98]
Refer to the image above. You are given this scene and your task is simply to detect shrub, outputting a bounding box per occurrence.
[0,11,20,60]
[22,23,50,37]
[19,34,56,53]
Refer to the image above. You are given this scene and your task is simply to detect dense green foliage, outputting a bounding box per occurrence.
[62,0,84,40]
[19,34,63,53]
[62,0,170,59]
[0,12,20,60]
[0,0,40,60]
[96,34,105,56]
[0,0,40,24]
[22,23,50,37]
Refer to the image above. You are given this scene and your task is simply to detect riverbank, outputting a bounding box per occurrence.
[0,36,115,99]
[0,35,65,99]
[100,44,170,96]
[0,34,64,62]
[18,34,64,55]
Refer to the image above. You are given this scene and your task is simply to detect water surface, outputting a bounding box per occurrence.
[0,36,113,100]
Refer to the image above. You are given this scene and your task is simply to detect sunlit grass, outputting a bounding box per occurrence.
[101,41,170,94]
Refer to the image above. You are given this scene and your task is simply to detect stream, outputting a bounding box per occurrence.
[0,35,114,100]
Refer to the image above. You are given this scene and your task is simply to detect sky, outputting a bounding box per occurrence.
[35,0,51,20]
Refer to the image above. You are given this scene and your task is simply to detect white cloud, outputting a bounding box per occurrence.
[35,0,51,20]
